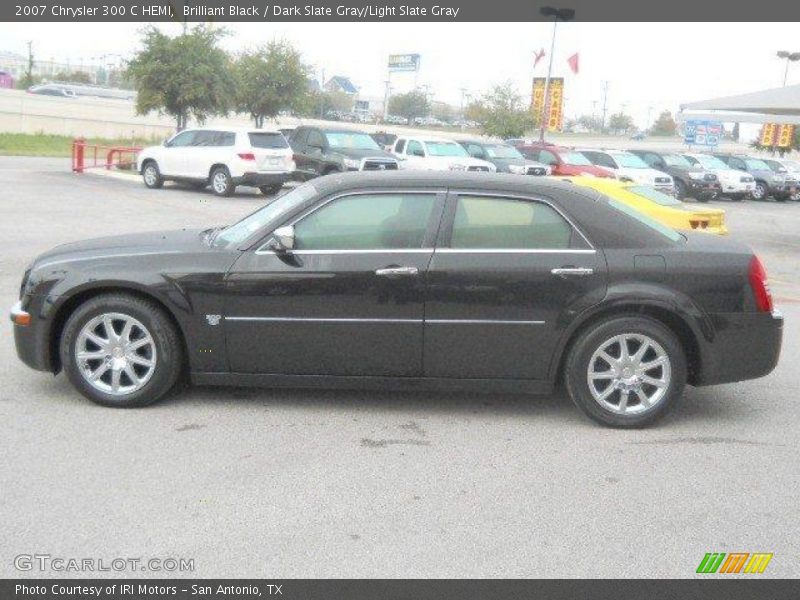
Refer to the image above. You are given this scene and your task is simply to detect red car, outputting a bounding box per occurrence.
[514,144,614,178]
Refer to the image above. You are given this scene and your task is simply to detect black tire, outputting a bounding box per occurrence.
[775,194,788,203]
[210,166,235,197]
[752,181,768,201]
[259,183,284,196]
[674,179,688,200]
[141,161,164,189]
[564,315,687,428]
[59,293,184,408]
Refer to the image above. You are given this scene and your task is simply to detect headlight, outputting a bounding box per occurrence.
[508,164,526,174]
[343,158,361,170]
[449,164,468,171]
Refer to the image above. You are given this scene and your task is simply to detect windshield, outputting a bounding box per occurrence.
[745,158,770,171]
[607,198,683,242]
[562,152,593,166]
[663,154,692,168]
[325,132,381,150]
[612,153,650,169]
[214,183,318,247]
[628,185,682,206]
[249,132,288,149]
[425,141,468,157]
[485,144,523,159]
[693,155,728,170]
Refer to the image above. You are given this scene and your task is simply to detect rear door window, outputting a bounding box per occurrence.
[449,196,576,250]
[249,132,289,149]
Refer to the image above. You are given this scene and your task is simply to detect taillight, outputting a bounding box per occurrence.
[749,256,774,313]
[238,153,255,161]
[689,220,700,229]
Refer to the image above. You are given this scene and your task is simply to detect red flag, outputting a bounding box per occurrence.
[567,53,579,74]
[533,48,546,68]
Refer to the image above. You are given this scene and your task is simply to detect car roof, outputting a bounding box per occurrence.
[184,126,282,134]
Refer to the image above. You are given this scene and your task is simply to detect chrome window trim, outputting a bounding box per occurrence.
[254,189,445,255]
[434,248,596,255]
[426,319,545,325]
[446,190,596,250]
[256,248,435,255]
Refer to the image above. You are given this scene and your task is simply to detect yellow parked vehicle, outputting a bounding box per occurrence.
[564,176,728,235]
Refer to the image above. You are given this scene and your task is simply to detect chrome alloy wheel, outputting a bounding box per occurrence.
[587,333,671,415]
[212,171,229,194]
[75,313,157,396]
[143,165,158,186]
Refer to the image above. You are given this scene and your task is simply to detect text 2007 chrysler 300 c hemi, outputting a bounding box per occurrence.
[11,172,782,427]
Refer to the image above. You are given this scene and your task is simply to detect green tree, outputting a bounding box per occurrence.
[650,110,677,136]
[18,41,36,89]
[388,90,430,123]
[577,114,602,132]
[126,25,235,130]
[235,41,310,128]
[473,81,534,139]
[608,112,634,135]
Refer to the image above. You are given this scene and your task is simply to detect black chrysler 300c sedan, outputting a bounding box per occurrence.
[12,172,782,427]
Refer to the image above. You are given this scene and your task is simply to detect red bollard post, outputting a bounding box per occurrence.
[72,138,86,173]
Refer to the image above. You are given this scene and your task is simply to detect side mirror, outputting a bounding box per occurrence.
[271,225,295,252]
[163,139,171,147]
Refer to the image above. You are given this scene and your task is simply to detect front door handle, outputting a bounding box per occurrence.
[375,266,419,277]
[551,267,594,278]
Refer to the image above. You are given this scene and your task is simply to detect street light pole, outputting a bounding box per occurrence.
[538,7,575,142]
[777,51,800,86]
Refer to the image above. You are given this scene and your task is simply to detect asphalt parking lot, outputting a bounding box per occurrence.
[1,156,798,578]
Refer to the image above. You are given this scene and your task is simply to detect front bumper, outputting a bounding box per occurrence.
[688,180,721,197]
[768,182,798,198]
[720,181,753,195]
[233,172,291,187]
[12,299,54,372]
[695,310,783,386]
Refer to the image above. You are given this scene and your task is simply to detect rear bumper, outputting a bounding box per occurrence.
[233,172,291,187]
[695,310,783,386]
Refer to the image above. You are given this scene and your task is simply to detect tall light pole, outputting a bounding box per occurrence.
[777,51,800,86]
[538,6,575,142]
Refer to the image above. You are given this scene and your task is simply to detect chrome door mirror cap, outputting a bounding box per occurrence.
[271,225,295,252]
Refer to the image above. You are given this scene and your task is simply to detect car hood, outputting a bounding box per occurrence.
[333,147,396,160]
[615,167,672,184]
[32,228,208,269]
[419,156,495,169]
[561,164,614,177]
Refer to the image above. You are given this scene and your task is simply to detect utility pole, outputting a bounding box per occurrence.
[600,81,609,133]
[383,79,391,121]
[777,51,800,86]
[537,7,575,142]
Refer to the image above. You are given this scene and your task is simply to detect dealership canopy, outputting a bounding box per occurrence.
[678,83,800,125]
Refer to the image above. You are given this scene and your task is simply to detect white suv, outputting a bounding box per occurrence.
[137,127,295,196]
[578,149,674,194]
[391,135,496,172]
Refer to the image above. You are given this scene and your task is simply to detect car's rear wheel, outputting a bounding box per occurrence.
[210,166,235,197]
[59,294,184,408]
[259,183,284,196]
[565,315,686,428]
[752,181,768,201]
[142,161,163,189]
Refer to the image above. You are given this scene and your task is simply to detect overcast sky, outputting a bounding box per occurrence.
[1,22,798,128]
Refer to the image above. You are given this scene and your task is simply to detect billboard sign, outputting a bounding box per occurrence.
[388,54,421,72]
[685,119,722,147]
[531,77,564,132]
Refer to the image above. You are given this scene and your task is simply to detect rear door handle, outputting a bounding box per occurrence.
[375,266,419,277]
[551,267,594,278]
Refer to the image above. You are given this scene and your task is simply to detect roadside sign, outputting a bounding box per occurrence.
[531,77,564,132]
[685,119,721,147]
[388,54,421,72]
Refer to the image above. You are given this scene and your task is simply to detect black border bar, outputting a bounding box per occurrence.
[2,579,799,600]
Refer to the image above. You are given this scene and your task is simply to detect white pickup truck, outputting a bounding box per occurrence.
[391,135,497,172]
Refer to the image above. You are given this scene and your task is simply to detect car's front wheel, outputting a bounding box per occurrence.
[210,166,235,197]
[674,179,688,200]
[752,181,768,201]
[59,294,184,408]
[564,315,687,428]
[142,161,163,189]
